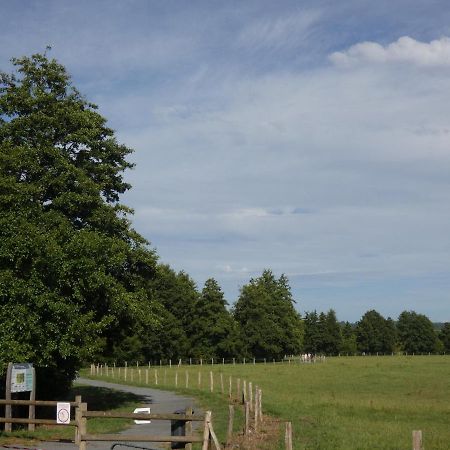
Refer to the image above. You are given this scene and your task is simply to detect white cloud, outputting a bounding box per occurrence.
[330,36,450,67]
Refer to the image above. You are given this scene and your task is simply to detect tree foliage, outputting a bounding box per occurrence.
[233,270,302,359]
[355,310,396,354]
[0,52,158,395]
[439,323,450,352]
[303,310,342,354]
[340,322,357,354]
[190,278,242,359]
[397,311,438,354]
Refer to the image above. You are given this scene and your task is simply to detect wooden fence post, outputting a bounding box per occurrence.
[242,380,247,404]
[226,405,234,446]
[237,379,241,402]
[413,430,423,450]
[228,376,232,399]
[79,402,87,450]
[244,401,250,435]
[285,422,293,450]
[210,371,214,393]
[28,366,36,431]
[186,370,189,388]
[254,387,259,433]
[249,382,253,411]
[154,369,158,385]
[74,395,82,445]
[198,371,201,388]
[175,371,178,387]
[220,373,224,395]
[5,362,12,432]
[185,407,193,450]
[202,411,212,450]
[259,389,263,422]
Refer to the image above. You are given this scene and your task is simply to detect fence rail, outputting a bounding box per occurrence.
[0,396,221,450]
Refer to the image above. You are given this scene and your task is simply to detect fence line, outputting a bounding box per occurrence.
[0,396,221,450]
[86,364,428,449]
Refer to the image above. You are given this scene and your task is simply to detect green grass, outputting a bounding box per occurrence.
[83,355,450,449]
[0,384,146,443]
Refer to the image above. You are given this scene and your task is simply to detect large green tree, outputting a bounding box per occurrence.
[150,264,199,358]
[397,311,438,354]
[340,322,357,355]
[439,323,450,352]
[355,310,396,354]
[190,278,242,359]
[303,311,321,354]
[0,52,158,395]
[319,309,342,355]
[233,270,303,359]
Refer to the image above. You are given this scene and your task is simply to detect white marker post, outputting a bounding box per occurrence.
[133,407,151,424]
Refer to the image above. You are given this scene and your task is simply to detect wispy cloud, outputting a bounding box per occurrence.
[237,9,322,50]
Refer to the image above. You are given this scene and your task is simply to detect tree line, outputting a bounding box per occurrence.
[1,53,449,397]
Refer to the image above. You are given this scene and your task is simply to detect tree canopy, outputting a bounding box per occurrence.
[233,270,303,359]
[355,310,396,354]
[397,311,438,354]
[0,52,158,395]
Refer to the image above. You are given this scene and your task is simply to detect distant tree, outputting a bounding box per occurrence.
[439,323,450,352]
[234,270,303,359]
[149,264,199,357]
[190,278,243,359]
[397,311,438,354]
[318,310,342,355]
[340,322,357,354]
[0,52,158,395]
[303,311,321,354]
[356,310,395,354]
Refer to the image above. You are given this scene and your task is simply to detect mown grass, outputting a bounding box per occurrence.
[83,355,450,449]
[0,384,145,444]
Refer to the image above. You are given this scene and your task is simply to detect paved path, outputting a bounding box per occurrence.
[2,377,200,450]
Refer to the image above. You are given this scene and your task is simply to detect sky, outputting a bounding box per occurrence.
[1,0,450,321]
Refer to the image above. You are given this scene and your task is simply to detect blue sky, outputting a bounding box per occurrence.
[1,0,450,321]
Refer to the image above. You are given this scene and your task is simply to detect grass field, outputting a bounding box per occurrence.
[83,355,450,449]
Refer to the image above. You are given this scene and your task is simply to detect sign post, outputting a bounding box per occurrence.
[4,363,36,432]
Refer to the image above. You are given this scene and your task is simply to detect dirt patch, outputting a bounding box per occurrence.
[225,415,282,449]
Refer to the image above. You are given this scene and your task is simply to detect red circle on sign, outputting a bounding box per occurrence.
[58,409,69,423]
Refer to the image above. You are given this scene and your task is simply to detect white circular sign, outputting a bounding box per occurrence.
[57,408,70,423]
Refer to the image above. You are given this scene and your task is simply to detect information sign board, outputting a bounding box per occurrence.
[11,363,34,393]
